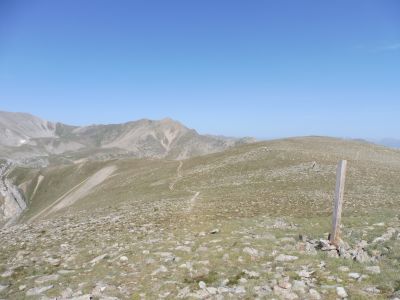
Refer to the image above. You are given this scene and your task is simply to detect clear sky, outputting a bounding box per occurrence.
[0,1,399,139]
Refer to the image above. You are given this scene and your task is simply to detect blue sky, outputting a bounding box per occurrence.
[0,1,399,139]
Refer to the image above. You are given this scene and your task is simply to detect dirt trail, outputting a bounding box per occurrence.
[187,191,200,212]
[169,160,183,191]
[31,175,44,200]
[29,166,116,222]
[167,161,201,213]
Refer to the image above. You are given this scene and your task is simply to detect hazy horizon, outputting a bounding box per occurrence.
[2,109,399,145]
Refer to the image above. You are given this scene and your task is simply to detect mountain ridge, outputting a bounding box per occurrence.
[1,119,400,298]
[0,111,255,163]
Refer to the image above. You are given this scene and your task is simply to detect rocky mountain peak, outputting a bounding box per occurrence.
[0,111,253,163]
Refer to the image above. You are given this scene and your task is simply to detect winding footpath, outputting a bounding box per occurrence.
[169,160,201,213]
[169,160,183,191]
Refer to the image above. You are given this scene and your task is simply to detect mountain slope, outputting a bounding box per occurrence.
[13,136,400,225]
[0,111,56,147]
[0,111,253,162]
[1,136,400,299]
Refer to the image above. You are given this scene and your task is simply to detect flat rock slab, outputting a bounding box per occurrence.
[275,254,298,262]
[35,274,60,284]
[26,285,54,296]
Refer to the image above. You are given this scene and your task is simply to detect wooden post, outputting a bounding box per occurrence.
[330,160,347,246]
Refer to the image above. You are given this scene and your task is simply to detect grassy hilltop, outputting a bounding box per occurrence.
[1,137,400,299]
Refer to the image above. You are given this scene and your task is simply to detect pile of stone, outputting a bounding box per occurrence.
[298,236,379,263]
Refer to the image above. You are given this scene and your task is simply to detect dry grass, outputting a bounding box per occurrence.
[1,137,400,299]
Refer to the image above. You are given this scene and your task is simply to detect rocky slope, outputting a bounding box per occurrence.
[0,137,400,299]
[1,113,400,299]
[0,160,27,227]
[0,111,253,163]
[0,111,56,147]
[0,110,255,227]
[0,110,255,226]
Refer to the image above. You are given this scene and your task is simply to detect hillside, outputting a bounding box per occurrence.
[0,111,56,147]
[1,137,400,299]
[0,111,252,163]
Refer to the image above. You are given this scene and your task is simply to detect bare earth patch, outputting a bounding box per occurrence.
[29,166,116,221]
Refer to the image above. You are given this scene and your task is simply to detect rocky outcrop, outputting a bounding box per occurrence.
[0,160,27,227]
[298,236,380,263]
[0,111,56,147]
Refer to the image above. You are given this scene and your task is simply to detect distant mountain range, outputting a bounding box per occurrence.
[374,138,400,149]
[0,111,255,164]
[349,138,400,149]
[1,110,398,167]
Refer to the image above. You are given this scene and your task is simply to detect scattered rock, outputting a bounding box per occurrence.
[90,253,108,265]
[243,269,260,278]
[336,287,348,298]
[278,277,292,289]
[373,222,385,227]
[274,285,299,299]
[234,286,246,294]
[0,284,9,292]
[353,249,372,263]
[366,266,381,274]
[297,269,312,278]
[243,247,259,257]
[391,290,400,299]
[364,286,380,294]
[303,237,375,262]
[199,281,206,289]
[58,269,75,275]
[1,269,13,278]
[68,295,92,300]
[119,256,128,262]
[318,239,337,251]
[60,287,73,298]
[46,257,61,266]
[292,280,306,293]
[338,266,350,272]
[35,274,60,284]
[175,245,191,252]
[26,285,54,296]
[177,286,190,298]
[151,265,168,276]
[206,286,218,295]
[275,254,298,262]
[373,228,396,243]
[304,242,318,255]
[309,288,321,299]
[239,277,247,284]
[273,218,296,229]
[254,285,272,297]
[318,261,326,269]
[348,272,361,279]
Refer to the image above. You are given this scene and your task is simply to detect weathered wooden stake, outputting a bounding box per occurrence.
[330,160,347,246]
